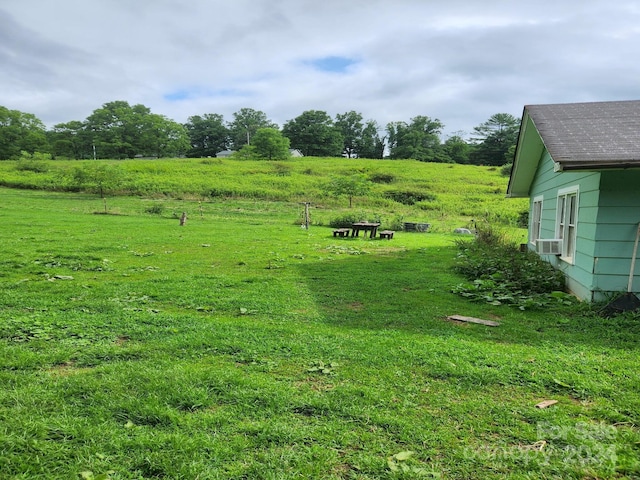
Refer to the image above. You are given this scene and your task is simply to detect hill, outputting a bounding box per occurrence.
[0,157,527,232]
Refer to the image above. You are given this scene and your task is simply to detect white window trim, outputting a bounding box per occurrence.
[556,186,579,264]
[530,195,543,245]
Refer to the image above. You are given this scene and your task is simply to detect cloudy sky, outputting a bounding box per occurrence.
[2,0,639,137]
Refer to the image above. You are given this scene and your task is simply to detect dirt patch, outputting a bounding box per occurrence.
[293,379,335,392]
[47,361,93,376]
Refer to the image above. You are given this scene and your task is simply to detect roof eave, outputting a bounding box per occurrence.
[556,160,640,171]
[506,110,545,198]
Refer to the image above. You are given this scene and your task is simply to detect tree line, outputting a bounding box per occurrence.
[0,102,520,165]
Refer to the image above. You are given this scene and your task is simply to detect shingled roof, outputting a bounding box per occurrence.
[507,100,640,197]
[526,100,640,170]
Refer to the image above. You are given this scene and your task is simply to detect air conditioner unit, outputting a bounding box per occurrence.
[536,239,563,255]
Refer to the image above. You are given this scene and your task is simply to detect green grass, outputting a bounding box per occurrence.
[0,157,527,232]
[0,187,639,479]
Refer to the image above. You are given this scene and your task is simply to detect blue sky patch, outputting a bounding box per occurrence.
[164,89,192,101]
[164,87,246,101]
[306,56,358,73]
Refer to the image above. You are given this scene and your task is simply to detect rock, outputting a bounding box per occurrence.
[53,275,74,280]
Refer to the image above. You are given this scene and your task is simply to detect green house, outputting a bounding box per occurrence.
[507,100,640,302]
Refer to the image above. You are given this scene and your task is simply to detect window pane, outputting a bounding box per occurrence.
[558,197,566,238]
[567,225,575,258]
[532,200,542,242]
[568,195,576,225]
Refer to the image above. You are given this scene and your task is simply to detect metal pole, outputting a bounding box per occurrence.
[627,223,640,292]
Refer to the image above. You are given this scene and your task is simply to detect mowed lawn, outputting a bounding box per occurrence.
[0,188,639,479]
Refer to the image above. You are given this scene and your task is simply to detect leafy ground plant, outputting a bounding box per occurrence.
[453,226,574,309]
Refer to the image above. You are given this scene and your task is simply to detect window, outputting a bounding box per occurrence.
[531,196,543,245]
[556,187,578,263]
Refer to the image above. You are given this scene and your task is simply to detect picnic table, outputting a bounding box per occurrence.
[351,222,381,238]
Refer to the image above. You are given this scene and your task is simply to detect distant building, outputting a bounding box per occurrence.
[289,149,304,157]
[215,150,234,158]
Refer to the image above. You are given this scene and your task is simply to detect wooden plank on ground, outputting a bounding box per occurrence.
[447,315,500,327]
[535,399,558,409]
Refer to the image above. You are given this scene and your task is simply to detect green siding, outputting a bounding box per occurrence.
[592,223,640,241]
[592,170,640,298]
[528,150,601,301]
[597,206,640,221]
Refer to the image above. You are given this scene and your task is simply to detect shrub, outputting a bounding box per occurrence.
[453,225,569,309]
[369,172,395,184]
[386,215,406,231]
[517,210,529,228]
[15,160,50,173]
[271,162,292,176]
[145,204,165,215]
[209,188,235,198]
[15,151,51,173]
[384,189,436,205]
[329,212,371,228]
[232,145,257,160]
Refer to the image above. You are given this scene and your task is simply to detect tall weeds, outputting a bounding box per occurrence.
[454,224,569,309]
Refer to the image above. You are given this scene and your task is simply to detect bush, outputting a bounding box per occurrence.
[15,161,50,173]
[145,204,165,215]
[329,212,374,228]
[15,151,51,173]
[517,210,529,228]
[384,189,436,205]
[453,225,570,309]
[271,162,292,176]
[386,215,405,231]
[369,172,395,184]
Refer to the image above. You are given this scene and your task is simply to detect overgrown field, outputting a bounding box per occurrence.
[0,187,639,479]
[0,157,527,232]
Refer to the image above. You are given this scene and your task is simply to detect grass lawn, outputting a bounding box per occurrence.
[0,187,639,479]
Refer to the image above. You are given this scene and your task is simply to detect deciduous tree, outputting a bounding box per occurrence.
[140,113,190,158]
[252,128,290,160]
[357,120,385,159]
[228,108,277,150]
[0,106,48,159]
[85,100,138,159]
[442,135,470,164]
[50,121,92,159]
[70,163,123,213]
[282,110,343,157]
[325,174,372,208]
[184,114,229,157]
[386,116,444,161]
[85,101,188,158]
[335,111,364,158]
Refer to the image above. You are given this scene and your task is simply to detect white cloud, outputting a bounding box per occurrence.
[1,0,640,138]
